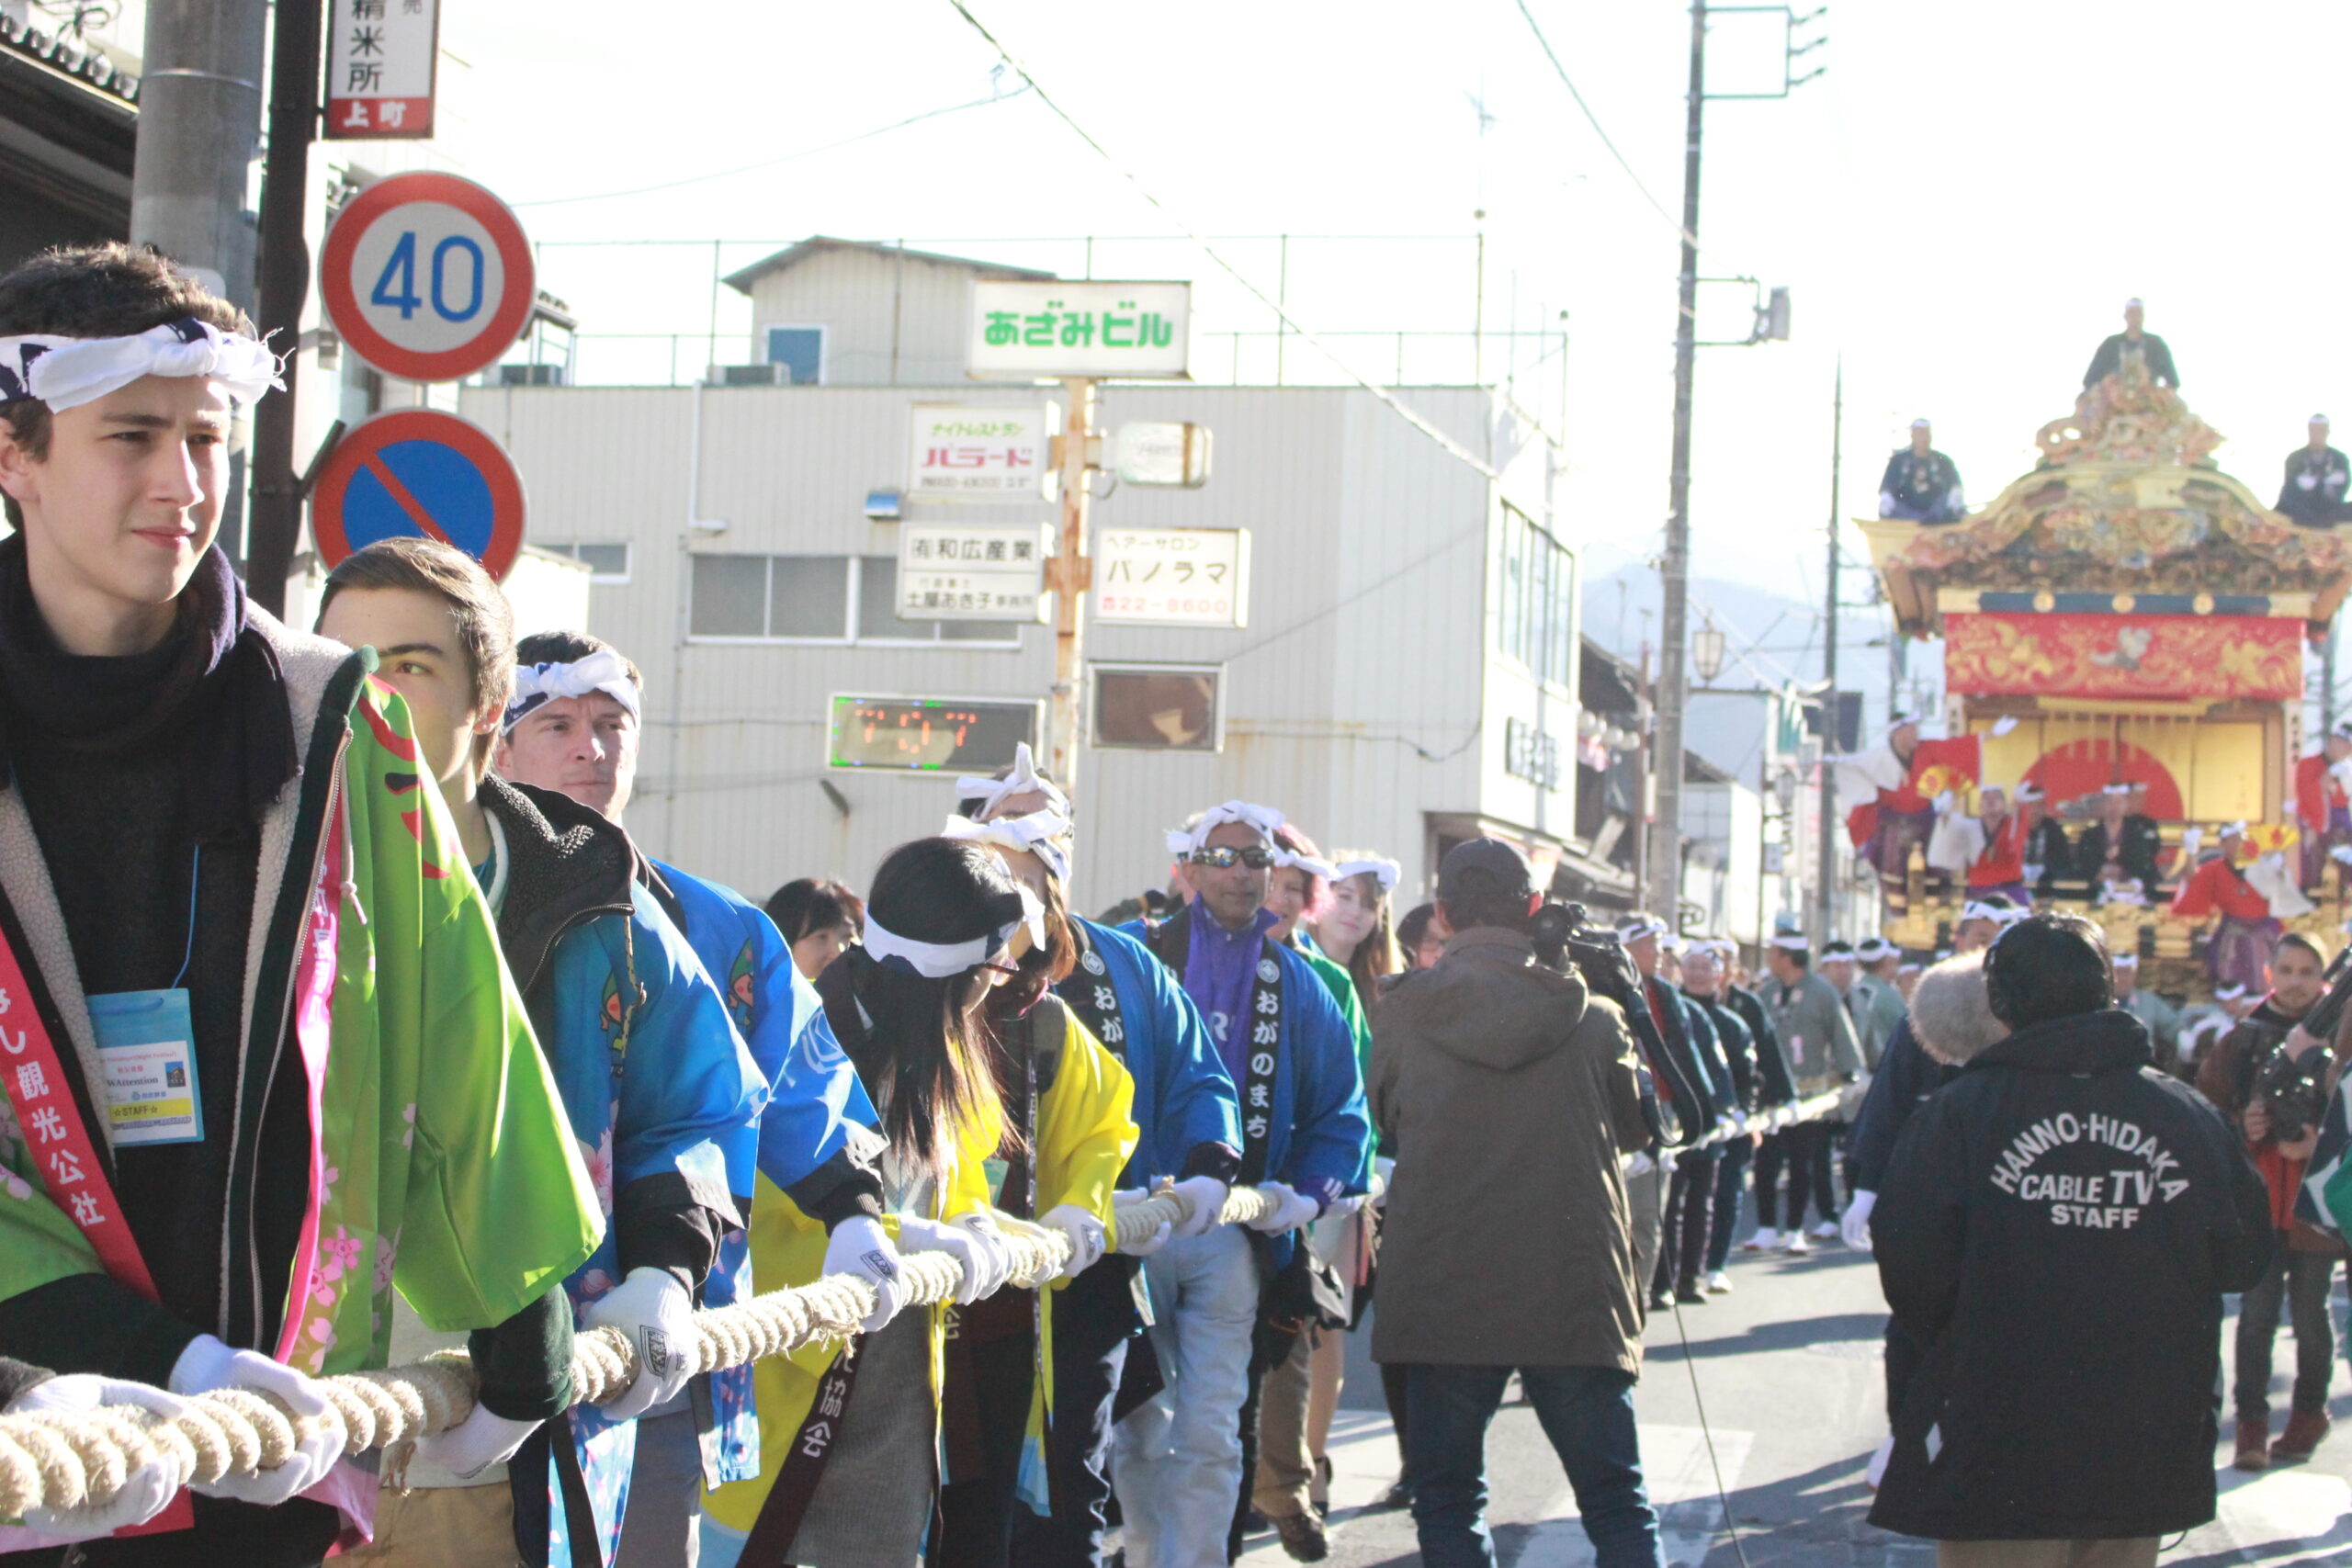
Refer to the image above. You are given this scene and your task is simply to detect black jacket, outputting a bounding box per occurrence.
[2085,330,2179,389]
[1848,1020,1956,1194]
[1692,993,1759,1115]
[1640,973,1722,1132]
[1869,1010,2272,1542]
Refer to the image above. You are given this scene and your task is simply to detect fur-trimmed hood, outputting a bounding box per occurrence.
[1909,949,2007,1066]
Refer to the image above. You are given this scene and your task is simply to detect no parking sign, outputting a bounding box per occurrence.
[321,172,536,384]
[311,410,526,581]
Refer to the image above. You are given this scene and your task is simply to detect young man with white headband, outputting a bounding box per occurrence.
[1853,935,1907,1055]
[493,626,904,1566]
[948,749,1245,1568]
[1123,802,1369,1568]
[0,243,603,1562]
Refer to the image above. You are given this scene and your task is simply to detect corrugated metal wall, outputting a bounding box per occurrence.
[454,378,1567,916]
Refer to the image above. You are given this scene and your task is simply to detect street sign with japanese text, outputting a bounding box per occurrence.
[967,281,1192,380]
[1093,528,1250,627]
[898,524,1052,622]
[908,404,1055,500]
[321,171,536,383]
[324,0,440,140]
[1115,421,1212,488]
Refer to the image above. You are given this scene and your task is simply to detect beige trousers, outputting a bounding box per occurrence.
[1252,1326,1317,1519]
[338,1481,522,1568]
[1936,1539,2159,1568]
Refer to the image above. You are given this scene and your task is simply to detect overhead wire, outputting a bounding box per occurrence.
[940,0,1500,482]
[1510,0,1701,253]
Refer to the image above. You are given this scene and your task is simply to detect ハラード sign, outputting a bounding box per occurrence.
[908,404,1055,500]
[967,281,1192,380]
[828,695,1039,773]
[321,172,536,384]
[898,524,1051,622]
[1093,527,1250,627]
[325,0,440,139]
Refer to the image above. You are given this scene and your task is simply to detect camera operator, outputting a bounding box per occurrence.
[1370,839,1663,1567]
[2194,931,2349,1470]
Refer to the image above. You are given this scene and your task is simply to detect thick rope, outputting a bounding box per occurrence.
[0,1095,1846,1522]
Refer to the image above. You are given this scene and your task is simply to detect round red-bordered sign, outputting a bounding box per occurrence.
[321,172,536,384]
[311,409,527,581]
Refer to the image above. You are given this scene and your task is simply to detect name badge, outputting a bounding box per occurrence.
[89,989,203,1147]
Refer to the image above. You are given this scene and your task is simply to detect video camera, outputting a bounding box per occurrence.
[1529,900,1704,1149]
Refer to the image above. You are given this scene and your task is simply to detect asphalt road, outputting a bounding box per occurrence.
[1227,1209,2352,1568]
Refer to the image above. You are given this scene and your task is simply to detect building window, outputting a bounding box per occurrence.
[688,553,1016,646]
[1094,664,1222,751]
[1498,504,1574,687]
[763,325,826,386]
[539,541,632,582]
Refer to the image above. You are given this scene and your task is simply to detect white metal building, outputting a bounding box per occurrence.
[449,238,1593,915]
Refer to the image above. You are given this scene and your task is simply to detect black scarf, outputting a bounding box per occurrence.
[0,536,297,840]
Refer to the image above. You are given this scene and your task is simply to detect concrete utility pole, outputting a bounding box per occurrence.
[246,0,326,617]
[1046,378,1101,793]
[1815,359,1843,945]
[130,1,268,307]
[1646,0,1708,924]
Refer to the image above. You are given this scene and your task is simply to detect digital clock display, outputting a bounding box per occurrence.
[827,695,1038,773]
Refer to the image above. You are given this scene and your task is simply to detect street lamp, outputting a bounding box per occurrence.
[1692,622,1726,683]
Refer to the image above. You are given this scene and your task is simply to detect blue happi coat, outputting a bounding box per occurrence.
[1064,916,1241,1185]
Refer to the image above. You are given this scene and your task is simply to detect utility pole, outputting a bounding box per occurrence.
[1645,0,1708,924]
[245,0,326,617]
[130,1,268,307]
[1045,378,1101,793]
[1815,359,1843,945]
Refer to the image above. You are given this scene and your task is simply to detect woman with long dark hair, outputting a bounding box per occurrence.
[700,838,1048,1568]
[931,803,1138,1568]
[1317,854,1405,1005]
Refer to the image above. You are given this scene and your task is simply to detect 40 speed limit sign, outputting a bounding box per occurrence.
[321,172,536,383]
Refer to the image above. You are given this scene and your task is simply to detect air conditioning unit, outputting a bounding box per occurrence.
[496,363,564,387]
[710,364,789,387]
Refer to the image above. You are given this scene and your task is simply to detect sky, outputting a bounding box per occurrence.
[392,0,2352,654]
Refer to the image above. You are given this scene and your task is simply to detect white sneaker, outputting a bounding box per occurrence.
[1785,1230,1813,1255]
[1743,1227,1779,1251]
[1812,1221,1840,1241]
[1704,1270,1733,1294]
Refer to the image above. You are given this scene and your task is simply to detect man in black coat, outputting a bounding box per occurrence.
[2278,414,2350,527]
[1871,913,2271,1564]
[2083,298,2180,389]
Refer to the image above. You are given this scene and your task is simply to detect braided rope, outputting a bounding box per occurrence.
[0,1179,1265,1522]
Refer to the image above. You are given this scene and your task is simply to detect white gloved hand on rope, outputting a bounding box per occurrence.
[1624,1151,1656,1179]
[412,1402,540,1479]
[1245,1180,1321,1235]
[583,1268,698,1420]
[1841,1190,1877,1252]
[1039,1204,1108,1280]
[1169,1175,1229,1238]
[1373,1156,1396,1208]
[7,1373,195,1538]
[899,1214,1009,1306]
[822,1214,907,1333]
[1113,1190,1172,1256]
[169,1335,345,1506]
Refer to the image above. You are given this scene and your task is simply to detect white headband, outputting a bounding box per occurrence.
[2217,983,2249,999]
[1332,857,1400,892]
[1168,801,1285,858]
[940,808,1071,882]
[2111,952,2140,968]
[1960,901,2006,924]
[862,883,1045,980]
[1272,847,1335,879]
[504,649,641,732]
[957,741,1068,823]
[1770,934,1811,952]
[1620,918,1668,942]
[1855,937,1895,961]
[0,318,283,412]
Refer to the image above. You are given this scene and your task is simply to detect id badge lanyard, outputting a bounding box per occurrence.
[89,845,204,1147]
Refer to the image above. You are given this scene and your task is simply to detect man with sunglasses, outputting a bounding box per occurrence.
[1117,803,1371,1568]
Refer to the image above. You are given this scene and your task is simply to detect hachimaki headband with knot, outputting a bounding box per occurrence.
[863,883,1046,980]
[956,742,1068,822]
[503,649,639,732]
[0,318,284,412]
[1332,856,1401,892]
[1166,800,1285,858]
[939,808,1072,882]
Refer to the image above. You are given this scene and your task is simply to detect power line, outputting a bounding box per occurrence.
[511,85,1033,209]
[941,0,1500,481]
[1511,0,1701,252]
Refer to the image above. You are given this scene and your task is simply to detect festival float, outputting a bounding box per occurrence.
[1861,360,2352,995]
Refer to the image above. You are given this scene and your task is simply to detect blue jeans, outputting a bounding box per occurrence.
[1112,1224,1259,1568]
[1404,1362,1661,1568]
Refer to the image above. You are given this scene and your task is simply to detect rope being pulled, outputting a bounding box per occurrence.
[0,1179,1274,1522]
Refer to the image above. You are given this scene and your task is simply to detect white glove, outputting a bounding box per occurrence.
[1245,1180,1322,1234]
[583,1268,698,1420]
[823,1213,908,1333]
[2331,844,2352,866]
[169,1335,345,1506]
[1040,1203,1108,1280]
[1373,1154,1396,1208]
[7,1373,195,1538]
[1989,716,2019,738]
[412,1402,540,1479]
[1623,1151,1656,1179]
[1170,1174,1229,1237]
[898,1213,1012,1305]
[2301,472,2321,490]
[2180,827,2202,858]
[1841,1190,1878,1252]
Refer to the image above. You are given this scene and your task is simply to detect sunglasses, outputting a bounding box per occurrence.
[1188,844,1274,870]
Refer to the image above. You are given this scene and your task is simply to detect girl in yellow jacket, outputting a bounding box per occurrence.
[698,836,1133,1568]
[933,812,1139,1567]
